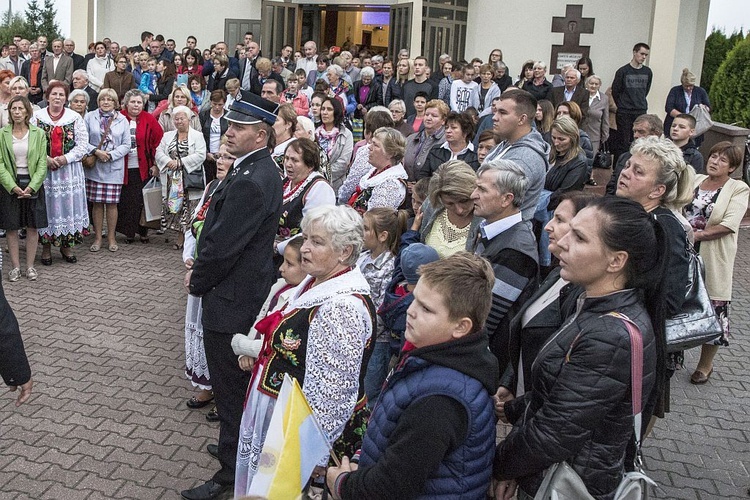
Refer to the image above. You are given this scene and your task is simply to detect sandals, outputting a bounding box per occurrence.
[173,243,184,250]
[90,244,101,252]
[109,244,118,252]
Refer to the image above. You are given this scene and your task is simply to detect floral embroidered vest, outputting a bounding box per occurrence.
[37,121,77,155]
[258,294,377,400]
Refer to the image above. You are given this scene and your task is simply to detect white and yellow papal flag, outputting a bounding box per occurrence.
[248,374,331,500]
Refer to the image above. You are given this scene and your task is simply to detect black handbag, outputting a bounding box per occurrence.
[593,141,613,169]
[172,135,206,191]
[183,165,206,190]
[665,243,723,352]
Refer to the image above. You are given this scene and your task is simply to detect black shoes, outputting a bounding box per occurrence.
[186,395,214,409]
[206,443,219,460]
[180,480,232,500]
[206,406,219,422]
[60,248,77,263]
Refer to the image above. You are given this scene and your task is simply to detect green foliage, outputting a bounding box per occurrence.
[710,36,750,127]
[24,0,42,35]
[0,11,35,43]
[0,0,63,44]
[702,28,731,93]
[39,0,61,41]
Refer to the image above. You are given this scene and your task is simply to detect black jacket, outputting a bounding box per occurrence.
[522,79,552,102]
[0,280,31,387]
[544,150,588,211]
[207,69,237,93]
[189,148,283,333]
[680,140,704,175]
[21,59,44,104]
[199,108,229,153]
[419,143,480,179]
[503,267,582,393]
[495,289,656,500]
[83,85,99,112]
[352,80,383,119]
[250,72,285,96]
[149,75,175,103]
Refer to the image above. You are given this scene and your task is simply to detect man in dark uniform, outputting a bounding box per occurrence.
[1,280,33,407]
[180,95,282,500]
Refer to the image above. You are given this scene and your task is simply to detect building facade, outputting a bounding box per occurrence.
[71,0,710,114]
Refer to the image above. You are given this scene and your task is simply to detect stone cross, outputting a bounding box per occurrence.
[550,4,595,72]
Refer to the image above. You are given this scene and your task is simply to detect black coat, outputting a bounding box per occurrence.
[352,80,383,119]
[496,289,656,499]
[207,69,237,93]
[0,280,31,387]
[550,85,590,125]
[189,148,283,333]
[84,85,99,112]
[250,72,285,96]
[21,59,44,104]
[199,108,229,153]
[419,143,480,179]
[544,150,588,211]
[502,267,582,393]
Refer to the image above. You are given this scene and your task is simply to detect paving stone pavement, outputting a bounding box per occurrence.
[0,229,749,499]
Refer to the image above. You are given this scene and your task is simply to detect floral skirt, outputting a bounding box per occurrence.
[710,300,730,346]
[163,198,197,233]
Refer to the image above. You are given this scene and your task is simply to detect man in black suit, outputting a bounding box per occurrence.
[63,39,86,71]
[181,95,282,500]
[0,279,33,407]
[72,70,99,112]
[237,41,260,91]
[549,68,589,125]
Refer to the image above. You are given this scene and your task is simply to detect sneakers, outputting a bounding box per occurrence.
[26,267,38,281]
[8,267,21,282]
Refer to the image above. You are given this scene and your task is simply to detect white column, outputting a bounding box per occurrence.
[648,0,712,115]
[70,0,95,49]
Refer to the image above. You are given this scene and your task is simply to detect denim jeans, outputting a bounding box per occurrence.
[364,341,392,407]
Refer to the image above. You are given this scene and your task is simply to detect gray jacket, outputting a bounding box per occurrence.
[83,111,131,184]
[484,129,550,221]
[402,127,445,181]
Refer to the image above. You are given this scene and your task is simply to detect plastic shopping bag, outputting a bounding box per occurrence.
[142,176,162,221]
[167,171,184,214]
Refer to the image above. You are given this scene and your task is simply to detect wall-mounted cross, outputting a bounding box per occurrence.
[550,4,595,71]
[551,4,595,49]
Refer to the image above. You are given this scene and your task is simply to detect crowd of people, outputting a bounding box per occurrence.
[0,30,747,500]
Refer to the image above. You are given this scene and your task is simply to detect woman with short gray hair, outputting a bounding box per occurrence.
[347,127,408,213]
[326,63,356,116]
[235,204,375,495]
[84,88,131,252]
[68,89,90,117]
[353,66,383,121]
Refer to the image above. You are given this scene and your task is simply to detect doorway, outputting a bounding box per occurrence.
[298,5,392,55]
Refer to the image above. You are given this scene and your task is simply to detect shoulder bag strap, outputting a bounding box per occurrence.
[606,311,644,468]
